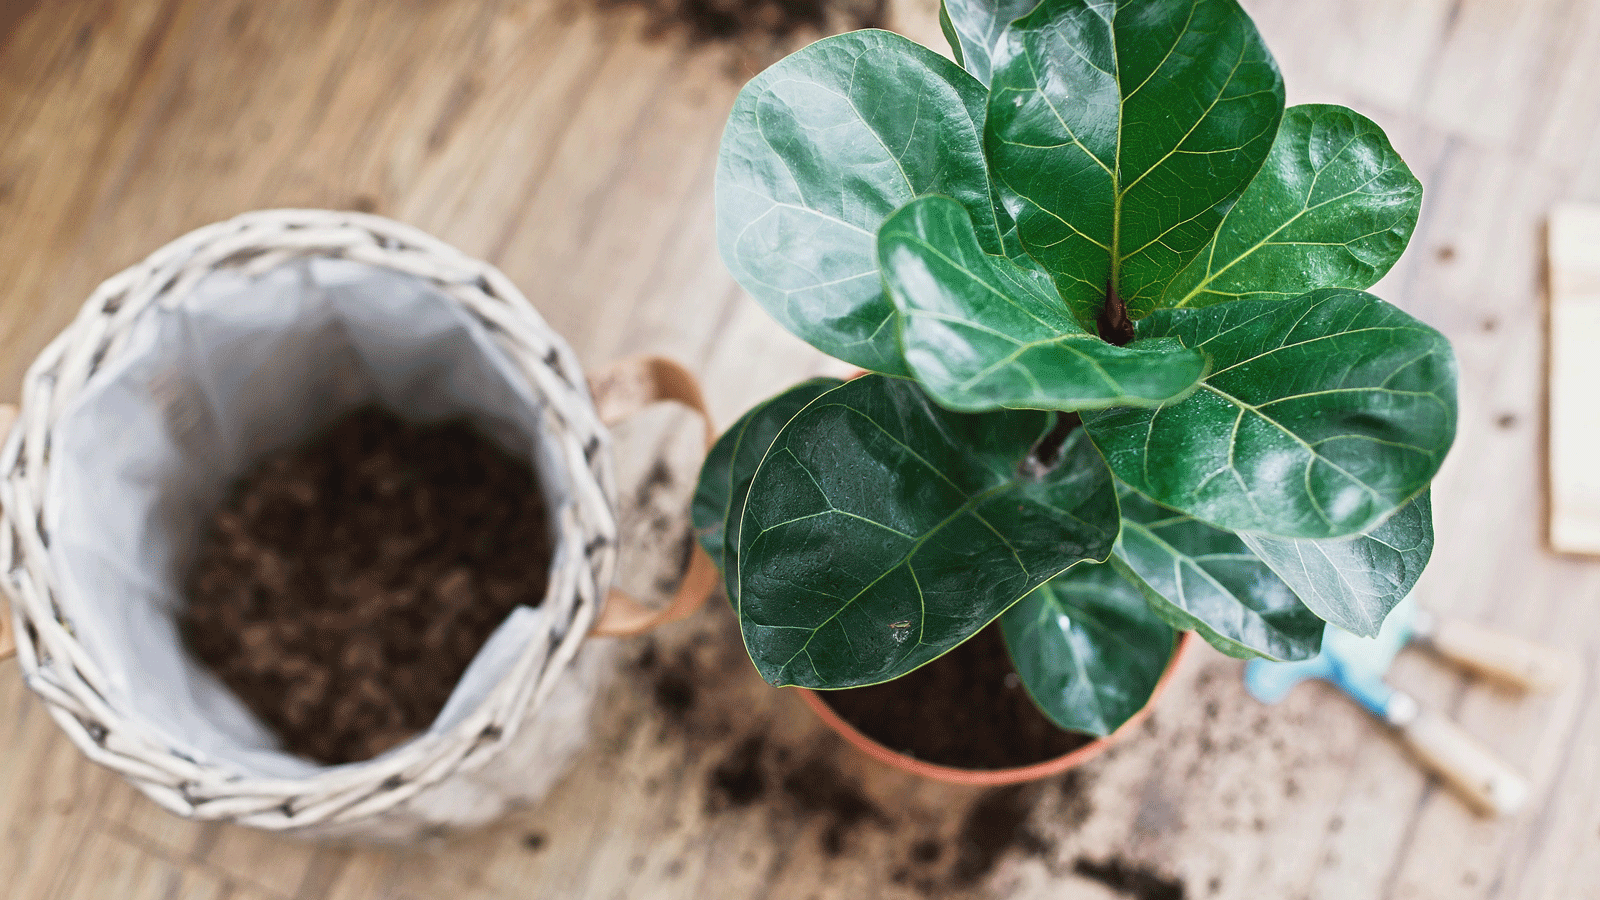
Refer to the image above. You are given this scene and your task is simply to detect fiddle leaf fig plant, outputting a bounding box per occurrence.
[696,0,1456,739]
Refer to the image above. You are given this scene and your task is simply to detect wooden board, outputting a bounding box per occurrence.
[3,0,1600,898]
[1547,204,1600,555]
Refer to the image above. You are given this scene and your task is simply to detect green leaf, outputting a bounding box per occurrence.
[1084,289,1457,539]
[941,0,1044,86]
[878,195,1209,413]
[1112,486,1323,660]
[716,30,998,374]
[1163,104,1423,309]
[986,0,1284,326]
[1240,491,1433,638]
[735,376,1120,688]
[1000,561,1177,736]
[692,379,842,579]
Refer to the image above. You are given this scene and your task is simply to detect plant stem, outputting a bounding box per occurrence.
[1097,280,1135,346]
[1021,412,1083,479]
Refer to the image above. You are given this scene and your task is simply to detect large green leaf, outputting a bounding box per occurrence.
[1084,289,1457,539]
[941,0,1043,86]
[692,379,842,579]
[985,0,1284,327]
[1163,104,1423,309]
[735,375,1120,688]
[1112,486,1323,660]
[716,30,997,374]
[1240,491,1433,639]
[878,196,1209,412]
[1000,560,1177,736]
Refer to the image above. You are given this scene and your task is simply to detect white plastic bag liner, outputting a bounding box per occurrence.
[1,210,621,840]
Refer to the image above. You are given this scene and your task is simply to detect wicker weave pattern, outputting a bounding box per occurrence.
[0,209,619,834]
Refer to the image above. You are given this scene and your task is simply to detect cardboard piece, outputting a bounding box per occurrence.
[1548,204,1600,554]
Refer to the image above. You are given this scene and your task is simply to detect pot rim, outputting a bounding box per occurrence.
[795,629,1197,786]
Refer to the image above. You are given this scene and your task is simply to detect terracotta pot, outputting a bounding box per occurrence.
[796,630,1197,786]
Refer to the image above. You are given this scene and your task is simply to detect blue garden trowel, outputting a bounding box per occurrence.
[1246,597,1572,816]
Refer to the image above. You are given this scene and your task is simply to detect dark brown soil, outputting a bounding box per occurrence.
[951,785,1053,886]
[709,733,769,809]
[600,0,887,46]
[1073,857,1187,900]
[181,406,554,765]
[780,753,888,856]
[818,624,1093,770]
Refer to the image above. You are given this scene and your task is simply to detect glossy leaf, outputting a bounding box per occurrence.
[1241,491,1433,638]
[986,0,1284,326]
[1164,104,1423,309]
[1084,289,1457,539]
[1112,486,1323,660]
[941,0,1043,86]
[1000,560,1177,736]
[735,376,1120,688]
[716,30,997,374]
[878,196,1209,412]
[692,379,842,579]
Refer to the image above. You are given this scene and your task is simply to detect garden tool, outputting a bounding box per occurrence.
[1245,597,1573,816]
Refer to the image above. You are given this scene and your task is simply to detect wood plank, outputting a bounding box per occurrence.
[99,774,212,863]
[0,673,120,899]
[319,849,400,900]
[1247,0,1456,113]
[198,824,330,900]
[4,0,1600,897]
[0,0,195,398]
[1547,204,1600,554]
[52,831,230,900]
[1416,0,1591,153]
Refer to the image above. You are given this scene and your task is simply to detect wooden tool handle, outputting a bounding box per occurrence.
[1416,615,1575,692]
[1393,702,1529,816]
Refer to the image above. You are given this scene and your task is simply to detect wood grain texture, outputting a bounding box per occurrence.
[2,0,1599,898]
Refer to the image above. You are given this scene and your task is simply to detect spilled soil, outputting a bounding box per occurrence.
[950,784,1054,887]
[629,613,1095,889]
[599,0,888,46]
[597,455,1195,897]
[640,638,891,858]
[780,753,890,857]
[1074,857,1188,900]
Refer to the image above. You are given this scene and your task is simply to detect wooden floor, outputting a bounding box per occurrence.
[4,0,1600,897]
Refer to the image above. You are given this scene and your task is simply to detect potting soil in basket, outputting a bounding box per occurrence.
[182,406,554,765]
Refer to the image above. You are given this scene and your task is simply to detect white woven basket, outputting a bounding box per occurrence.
[0,209,636,841]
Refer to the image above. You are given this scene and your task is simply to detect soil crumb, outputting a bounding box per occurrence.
[600,0,888,45]
[182,405,554,765]
[710,733,769,808]
[781,754,887,856]
[654,666,698,720]
[911,838,943,864]
[818,624,1094,769]
[1073,857,1187,900]
[1058,768,1096,831]
[951,785,1051,887]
